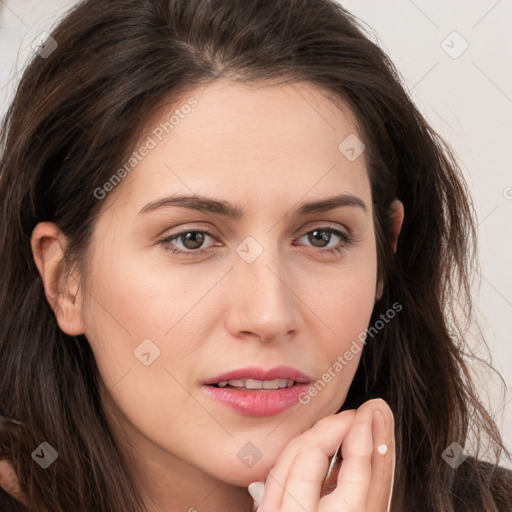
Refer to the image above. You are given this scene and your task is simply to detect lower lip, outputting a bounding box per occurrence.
[202,383,310,417]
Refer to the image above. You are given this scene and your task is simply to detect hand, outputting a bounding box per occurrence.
[248,398,395,512]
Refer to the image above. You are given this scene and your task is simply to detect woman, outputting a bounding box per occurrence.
[0,0,510,510]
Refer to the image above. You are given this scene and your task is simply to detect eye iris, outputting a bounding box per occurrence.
[182,231,205,249]
[309,229,330,248]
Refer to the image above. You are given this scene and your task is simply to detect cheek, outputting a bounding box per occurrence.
[80,247,222,425]
[80,264,198,444]
[300,241,377,406]
[315,283,374,376]
[307,237,378,334]
[79,255,171,390]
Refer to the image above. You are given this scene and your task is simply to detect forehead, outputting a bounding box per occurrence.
[101,78,371,217]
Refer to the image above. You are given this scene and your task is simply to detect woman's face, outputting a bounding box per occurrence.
[78,79,377,494]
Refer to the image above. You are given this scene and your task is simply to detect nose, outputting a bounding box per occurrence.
[224,237,299,344]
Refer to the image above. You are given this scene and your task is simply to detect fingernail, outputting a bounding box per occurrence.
[377,444,388,455]
[248,481,265,505]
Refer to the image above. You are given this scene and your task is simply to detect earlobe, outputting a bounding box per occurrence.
[390,199,404,254]
[30,222,86,336]
[375,199,404,302]
[375,280,384,302]
[0,459,27,505]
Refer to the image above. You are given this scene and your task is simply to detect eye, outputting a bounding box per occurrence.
[158,230,217,256]
[157,226,355,257]
[295,227,354,255]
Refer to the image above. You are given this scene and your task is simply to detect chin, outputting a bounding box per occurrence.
[205,455,274,487]
[223,466,273,488]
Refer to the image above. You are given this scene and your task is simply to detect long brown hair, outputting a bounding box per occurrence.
[1,0,510,510]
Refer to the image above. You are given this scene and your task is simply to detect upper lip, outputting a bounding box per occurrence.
[203,365,311,385]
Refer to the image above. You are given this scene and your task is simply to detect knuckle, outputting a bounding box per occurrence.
[358,398,393,419]
[311,409,356,433]
[298,437,322,454]
[343,440,373,458]
[335,496,359,512]
[285,435,305,454]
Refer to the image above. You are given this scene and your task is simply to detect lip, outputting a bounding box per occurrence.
[202,383,310,416]
[202,365,312,385]
[201,365,312,417]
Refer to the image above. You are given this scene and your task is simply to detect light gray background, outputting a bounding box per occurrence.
[1,0,510,467]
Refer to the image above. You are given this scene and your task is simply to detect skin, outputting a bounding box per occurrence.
[6,79,403,511]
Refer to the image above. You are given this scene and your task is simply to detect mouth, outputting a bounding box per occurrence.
[202,366,311,416]
[209,378,298,390]
[203,364,311,387]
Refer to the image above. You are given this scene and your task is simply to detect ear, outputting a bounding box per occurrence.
[30,222,86,336]
[389,199,404,253]
[375,199,404,301]
[0,459,27,505]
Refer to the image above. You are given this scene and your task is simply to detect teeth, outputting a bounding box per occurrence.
[246,379,263,389]
[216,378,295,389]
[227,379,245,387]
[263,379,282,389]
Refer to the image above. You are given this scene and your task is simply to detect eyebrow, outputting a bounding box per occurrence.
[138,192,367,217]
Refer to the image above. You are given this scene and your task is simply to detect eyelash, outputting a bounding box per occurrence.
[157,226,355,257]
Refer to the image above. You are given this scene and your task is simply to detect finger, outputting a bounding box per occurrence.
[365,403,395,511]
[319,442,342,497]
[320,402,374,511]
[248,481,265,510]
[278,439,343,511]
[258,410,357,512]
